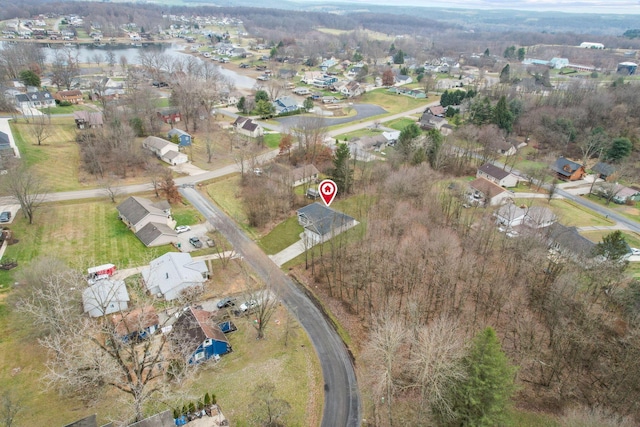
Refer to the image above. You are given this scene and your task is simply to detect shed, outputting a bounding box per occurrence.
[167,128,192,147]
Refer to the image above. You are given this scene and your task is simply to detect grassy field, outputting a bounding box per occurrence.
[0,196,195,286]
[359,89,432,115]
[204,174,260,239]
[514,198,614,227]
[263,133,281,149]
[582,194,640,223]
[385,117,417,131]
[257,216,303,255]
[581,229,640,248]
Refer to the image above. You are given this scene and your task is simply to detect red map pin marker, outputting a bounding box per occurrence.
[319,179,337,207]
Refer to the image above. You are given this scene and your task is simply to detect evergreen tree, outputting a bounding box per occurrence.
[595,230,630,260]
[255,90,269,103]
[517,47,526,61]
[483,48,490,57]
[447,327,517,427]
[303,97,314,111]
[503,45,517,59]
[469,97,493,126]
[236,96,246,114]
[499,64,510,84]
[397,123,421,159]
[19,69,40,87]
[255,100,275,119]
[331,143,353,194]
[393,50,405,64]
[605,137,633,163]
[492,95,514,133]
[426,129,443,168]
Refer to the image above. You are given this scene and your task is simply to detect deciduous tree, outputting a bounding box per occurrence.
[2,162,47,224]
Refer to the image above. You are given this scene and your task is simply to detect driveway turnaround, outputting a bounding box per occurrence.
[180,187,361,427]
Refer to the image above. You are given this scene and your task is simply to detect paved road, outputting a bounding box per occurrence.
[276,103,387,128]
[180,187,361,427]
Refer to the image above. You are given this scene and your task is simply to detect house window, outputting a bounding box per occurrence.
[204,339,213,347]
[194,351,205,362]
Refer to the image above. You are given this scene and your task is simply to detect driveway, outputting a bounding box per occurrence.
[0,118,21,158]
[0,204,20,225]
[180,187,361,427]
[175,223,211,252]
[275,103,387,128]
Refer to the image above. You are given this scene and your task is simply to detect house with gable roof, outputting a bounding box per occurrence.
[167,128,192,147]
[291,164,319,187]
[110,306,159,342]
[272,96,299,114]
[171,306,231,364]
[551,157,586,181]
[82,279,130,318]
[233,116,264,138]
[142,136,188,165]
[117,196,177,247]
[14,90,56,110]
[477,163,519,188]
[469,177,513,206]
[141,252,209,301]
[297,203,358,245]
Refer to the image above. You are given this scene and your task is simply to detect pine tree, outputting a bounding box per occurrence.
[595,230,629,261]
[449,327,517,427]
[492,95,514,133]
[499,64,510,84]
[331,143,353,194]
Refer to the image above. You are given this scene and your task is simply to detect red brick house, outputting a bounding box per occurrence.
[54,89,83,104]
[157,107,181,124]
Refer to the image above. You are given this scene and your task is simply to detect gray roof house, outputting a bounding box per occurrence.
[14,90,56,110]
[273,96,299,114]
[592,162,616,181]
[495,204,528,227]
[141,252,209,301]
[477,163,519,188]
[547,223,595,260]
[82,279,130,318]
[297,203,358,245]
[291,164,319,187]
[233,116,264,138]
[117,196,177,247]
[142,136,188,165]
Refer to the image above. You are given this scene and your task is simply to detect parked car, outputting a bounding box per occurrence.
[175,225,191,234]
[189,237,203,248]
[0,211,11,223]
[631,248,640,256]
[239,299,258,312]
[217,297,235,309]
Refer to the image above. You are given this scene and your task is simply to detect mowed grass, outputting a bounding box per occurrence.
[385,117,417,131]
[257,216,303,255]
[581,230,640,248]
[204,174,259,239]
[0,198,177,285]
[514,198,614,227]
[179,305,323,427]
[359,89,432,114]
[10,118,82,192]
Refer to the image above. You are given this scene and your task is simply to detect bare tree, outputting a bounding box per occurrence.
[28,114,51,146]
[1,390,22,427]
[101,176,122,203]
[249,380,291,426]
[50,47,79,90]
[242,269,279,340]
[2,162,47,224]
[291,116,327,164]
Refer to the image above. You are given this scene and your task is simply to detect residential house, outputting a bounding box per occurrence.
[14,90,55,110]
[229,47,246,57]
[347,66,363,77]
[382,131,400,145]
[291,164,319,187]
[167,128,192,147]
[524,206,557,229]
[426,105,446,117]
[594,183,640,204]
[293,87,311,96]
[319,58,337,71]
[322,96,340,104]
[116,196,177,247]
[312,75,338,88]
[547,223,596,260]
[418,112,447,131]
[394,74,413,86]
[351,134,388,152]
[82,279,130,318]
[491,139,517,156]
[141,252,209,301]
[272,96,299,114]
[142,136,188,165]
[233,116,264,138]
[551,157,586,181]
[110,306,159,342]
[469,177,513,206]
[301,71,324,84]
[73,111,103,129]
[156,107,181,124]
[0,131,14,158]
[171,306,231,364]
[297,203,358,245]
[339,80,363,98]
[54,89,83,104]
[477,163,519,188]
[495,204,528,227]
[592,162,616,181]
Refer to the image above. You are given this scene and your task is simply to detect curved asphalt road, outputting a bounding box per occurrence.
[276,103,387,128]
[180,187,361,427]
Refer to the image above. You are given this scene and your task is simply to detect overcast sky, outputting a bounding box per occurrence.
[293,0,640,14]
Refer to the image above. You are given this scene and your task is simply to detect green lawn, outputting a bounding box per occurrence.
[204,174,259,239]
[0,198,181,286]
[581,230,640,248]
[40,104,90,114]
[263,133,281,149]
[257,216,303,255]
[334,128,383,142]
[172,201,204,226]
[582,194,640,223]
[514,199,614,227]
[384,117,417,131]
[359,89,432,115]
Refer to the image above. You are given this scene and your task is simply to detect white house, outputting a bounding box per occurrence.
[142,136,188,165]
[14,91,56,110]
[233,116,264,138]
[495,204,528,228]
[116,196,177,247]
[141,252,209,301]
[477,163,519,188]
[291,164,319,187]
[297,203,358,245]
[524,206,557,229]
[82,279,130,318]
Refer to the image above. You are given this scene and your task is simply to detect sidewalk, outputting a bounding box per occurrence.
[269,238,307,267]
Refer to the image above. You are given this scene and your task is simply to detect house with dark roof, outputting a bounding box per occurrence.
[426,105,446,117]
[14,90,55,110]
[116,196,177,247]
[0,131,14,158]
[110,306,159,342]
[551,157,586,181]
[297,203,358,245]
[339,80,363,98]
[469,177,513,206]
[141,252,209,301]
[477,163,518,188]
[171,306,231,364]
[233,116,264,138]
[418,112,447,131]
[547,223,596,260]
[272,96,299,114]
[142,136,188,165]
[592,162,616,181]
[167,128,192,147]
[291,164,319,187]
[82,279,130,318]
[73,111,103,129]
